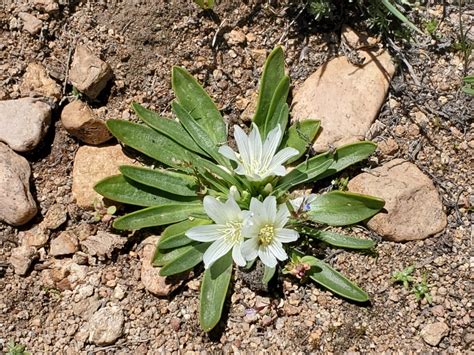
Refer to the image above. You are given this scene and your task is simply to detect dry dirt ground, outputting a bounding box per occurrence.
[0,0,473,353]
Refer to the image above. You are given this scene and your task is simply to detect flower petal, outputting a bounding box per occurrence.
[186,225,222,242]
[218,145,239,162]
[269,147,299,168]
[275,204,290,228]
[268,242,288,261]
[234,125,251,167]
[232,242,246,266]
[203,196,227,224]
[262,125,281,168]
[223,196,243,221]
[275,228,299,243]
[241,238,259,261]
[203,239,232,269]
[249,123,263,164]
[261,195,277,223]
[258,247,278,268]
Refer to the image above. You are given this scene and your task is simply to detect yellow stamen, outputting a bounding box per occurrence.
[258,224,275,246]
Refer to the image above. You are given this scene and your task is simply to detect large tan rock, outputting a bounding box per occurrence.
[61,100,111,145]
[20,63,61,102]
[88,305,124,346]
[292,50,396,152]
[72,145,136,208]
[348,159,447,241]
[0,97,51,152]
[140,236,188,296]
[69,45,112,99]
[0,143,37,225]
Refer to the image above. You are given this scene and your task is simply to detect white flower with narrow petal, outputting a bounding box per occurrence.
[218,124,299,181]
[241,196,299,268]
[186,196,249,268]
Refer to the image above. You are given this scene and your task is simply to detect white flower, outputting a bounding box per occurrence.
[241,196,299,268]
[186,196,249,268]
[218,124,298,181]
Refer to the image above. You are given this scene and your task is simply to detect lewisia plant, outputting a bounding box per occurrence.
[95,47,385,332]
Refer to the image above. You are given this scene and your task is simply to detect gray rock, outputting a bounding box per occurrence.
[20,63,61,102]
[292,40,396,152]
[69,45,112,99]
[19,225,49,247]
[33,0,59,12]
[9,245,38,275]
[42,203,68,230]
[348,159,447,241]
[50,231,79,256]
[88,305,124,346]
[18,12,42,35]
[61,100,111,145]
[0,143,37,225]
[80,231,126,258]
[0,98,51,152]
[420,322,449,346]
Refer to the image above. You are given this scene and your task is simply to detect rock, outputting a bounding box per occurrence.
[228,30,246,45]
[420,322,449,346]
[80,231,126,258]
[61,100,111,145]
[69,45,113,99]
[73,294,101,320]
[0,143,37,225]
[348,159,447,241]
[341,25,378,49]
[19,225,49,247]
[378,137,399,156]
[18,12,42,35]
[88,305,124,346]
[292,50,396,152]
[9,246,38,275]
[72,145,136,207]
[33,0,59,12]
[50,231,79,256]
[0,98,51,152]
[40,259,87,291]
[112,285,126,300]
[140,236,188,296]
[20,63,61,102]
[42,203,67,230]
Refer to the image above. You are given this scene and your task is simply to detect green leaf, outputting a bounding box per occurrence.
[132,102,208,157]
[158,218,212,249]
[172,66,226,145]
[317,142,377,180]
[302,255,369,302]
[307,191,385,226]
[193,155,243,191]
[281,120,320,164]
[381,0,424,35]
[159,242,211,276]
[261,75,290,138]
[94,175,199,207]
[192,0,214,10]
[253,47,285,128]
[153,243,198,266]
[200,252,233,332]
[106,120,196,170]
[119,165,198,197]
[296,226,375,250]
[113,204,204,230]
[172,101,230,168]
[262,265,276,287]
[462,75,474,95]
[275,152,334,193]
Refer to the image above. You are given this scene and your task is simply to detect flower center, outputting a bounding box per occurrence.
[258,224,275,246]
[223,221,243,244]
